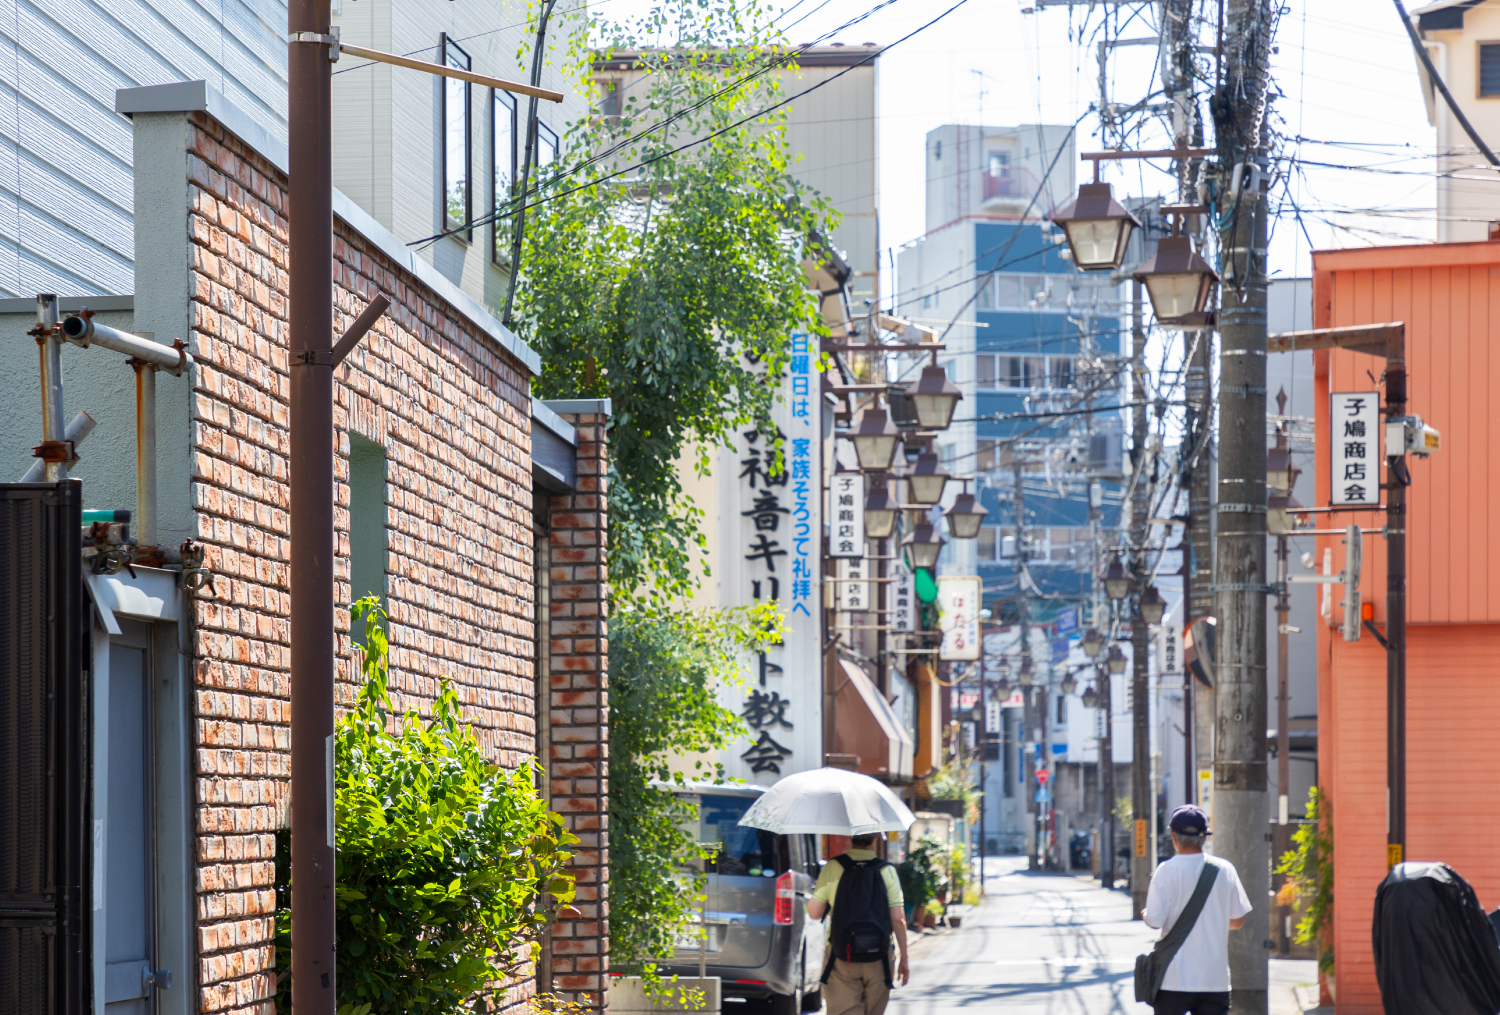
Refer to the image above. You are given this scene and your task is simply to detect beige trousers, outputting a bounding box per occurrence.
[823,954,891,1015]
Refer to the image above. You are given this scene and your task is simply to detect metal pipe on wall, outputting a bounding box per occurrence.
[133,362,158,548]
[36,295,67,482]
[61,315,187,374]
[19,411,96,482]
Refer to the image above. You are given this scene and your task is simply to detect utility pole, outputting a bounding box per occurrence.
[1015,462,1039,871]
[1212,0,1275,1003]
[1129,280,1152,915]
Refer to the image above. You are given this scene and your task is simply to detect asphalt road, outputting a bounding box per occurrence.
[885,856,1319,1015]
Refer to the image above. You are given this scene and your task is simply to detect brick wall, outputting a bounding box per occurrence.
[182,110,538,1014]
[546,412,610,1007]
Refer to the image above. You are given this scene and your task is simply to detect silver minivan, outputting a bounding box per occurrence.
[664,785,827,1013]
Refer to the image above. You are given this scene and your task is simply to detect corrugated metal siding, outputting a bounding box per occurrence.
[0,481,87,1015]
[0,0,286,297]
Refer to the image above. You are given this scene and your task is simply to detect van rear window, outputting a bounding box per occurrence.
[695,794,789,877]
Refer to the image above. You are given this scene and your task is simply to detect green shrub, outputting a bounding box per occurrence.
[898,835,948,909]
[276,599,578,1015]
[1275,786,1334,972]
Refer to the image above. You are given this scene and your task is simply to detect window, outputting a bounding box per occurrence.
[493,90,516,264]
[989,272,1061,308]
[987,151,1011,178]
[978,526,997,560]
[1057,695,1067,723]
[442,36,472,235]
[977,438,997,472]
[598,78,621,117]
[349,433,388,625]
[978,275,993,309]
[1050,358,1074,389]
[1482,43,1500,96]
[922,291,934,310]
[977,353,1073,391]
[1049,527,1075,563]
[537,123,558,168]
[977,354,996,388]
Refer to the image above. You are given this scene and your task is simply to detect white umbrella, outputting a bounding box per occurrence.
[736,767,916,837]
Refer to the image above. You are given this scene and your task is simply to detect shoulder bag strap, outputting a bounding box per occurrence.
[1153,861,1221,964]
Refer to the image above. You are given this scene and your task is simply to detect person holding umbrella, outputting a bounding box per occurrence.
[738,768,917,1015]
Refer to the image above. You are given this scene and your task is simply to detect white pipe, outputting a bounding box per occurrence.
[135,364,157,547]
[37,294,66,482]
[1430,41,1450,243]
[60,315,187,374]
[19,410,97,482]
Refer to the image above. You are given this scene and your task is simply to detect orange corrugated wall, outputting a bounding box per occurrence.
[1313,242,1500,1014]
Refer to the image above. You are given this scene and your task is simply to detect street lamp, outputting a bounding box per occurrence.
[906,451,950,505]
[1134,235,1217,326]
[1018,658,1034,686]
[1060,672,1077,695]
[1081,627,1105,659]
[902,521,945,569]
[944,480,988,538]
[864,476,899,539]
[1051,182,1141,272]
[1104,555,1131,601]
[1138,583,1166,624]
[849,406,899,472]
[1105,644,1127,675]
[905,362,964,431]
[1082,684,1100,708]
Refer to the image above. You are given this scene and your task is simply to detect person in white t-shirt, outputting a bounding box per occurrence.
[1141,805,1254,1015]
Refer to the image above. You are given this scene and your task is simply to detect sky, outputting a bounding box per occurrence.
[594,0,1441,291]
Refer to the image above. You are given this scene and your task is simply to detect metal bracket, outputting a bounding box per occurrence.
[1208,582,1280,594]
[289,27,340,61]
[292,349,334,367]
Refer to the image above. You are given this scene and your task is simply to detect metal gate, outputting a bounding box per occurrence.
[1,482,89,1015]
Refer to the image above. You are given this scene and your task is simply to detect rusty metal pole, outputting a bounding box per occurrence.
[1385,335,1407,866]
[288,0,337,1010]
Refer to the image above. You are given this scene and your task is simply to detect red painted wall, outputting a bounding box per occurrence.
[1312,241,1500,1013]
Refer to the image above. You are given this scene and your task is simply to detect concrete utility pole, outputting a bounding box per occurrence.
[1015,462,1040,871]
[1212,0,1275,1005]
[1129,280,1152,915]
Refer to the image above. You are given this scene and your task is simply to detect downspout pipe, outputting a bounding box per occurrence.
[133,361,158,548]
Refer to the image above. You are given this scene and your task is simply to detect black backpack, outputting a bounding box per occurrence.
[821,855,894,987]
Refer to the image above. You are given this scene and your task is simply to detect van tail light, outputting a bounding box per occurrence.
[774,871,795,925]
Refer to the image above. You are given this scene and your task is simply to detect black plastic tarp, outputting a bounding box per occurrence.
[1372,862,1500,1015]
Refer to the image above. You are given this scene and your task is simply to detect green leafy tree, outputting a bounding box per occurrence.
[277,599,578,1015]
[608,603,783,978]
[516,1,836,601]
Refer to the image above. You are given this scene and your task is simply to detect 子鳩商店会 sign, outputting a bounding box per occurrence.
[716,335,823,781]
[1330,392,1380,507]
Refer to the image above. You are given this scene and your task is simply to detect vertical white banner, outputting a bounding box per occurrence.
[718,334,823,782]
[938,575,982,661]
[836,556,870,612]
[1330,392,1381,506]
[1158,622,1181,676]
[891,563,915,632]
[829,472,865,557]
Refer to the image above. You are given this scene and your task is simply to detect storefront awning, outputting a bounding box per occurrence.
[833,658,915,782]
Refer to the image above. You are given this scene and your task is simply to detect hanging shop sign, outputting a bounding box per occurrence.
[1329,392,1381,507]
[937,575,982,661]
[829,472,865,557]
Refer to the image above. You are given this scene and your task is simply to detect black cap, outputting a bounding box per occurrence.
[1169,804,1211,837]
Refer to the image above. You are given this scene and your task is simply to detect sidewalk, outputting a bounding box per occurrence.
[888,858,1324,1014]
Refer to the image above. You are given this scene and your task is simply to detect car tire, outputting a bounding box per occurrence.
[767,987,801,1015]
[799,988,822,1012]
